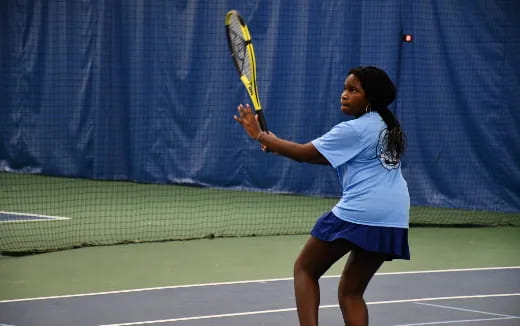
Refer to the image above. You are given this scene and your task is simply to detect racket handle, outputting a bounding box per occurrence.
[256,110,269,133]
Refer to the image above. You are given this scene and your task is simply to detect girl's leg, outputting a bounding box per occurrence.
[337,248,386,326]
[293,236,353,326]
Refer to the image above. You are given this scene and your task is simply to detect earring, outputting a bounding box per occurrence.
[365,104,371,114]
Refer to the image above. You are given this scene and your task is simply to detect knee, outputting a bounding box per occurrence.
[338,289,363,303]
[338,281,365,301]
[293,257,320,280]
[338,289,365,315]
[293,258,305,278]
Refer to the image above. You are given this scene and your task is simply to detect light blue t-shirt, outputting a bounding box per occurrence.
[311,112,410,228]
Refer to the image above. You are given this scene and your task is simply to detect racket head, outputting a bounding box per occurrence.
[225,10,254,83]
[225,10,265,129]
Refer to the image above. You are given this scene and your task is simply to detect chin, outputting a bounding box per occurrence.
[341,108,355,116]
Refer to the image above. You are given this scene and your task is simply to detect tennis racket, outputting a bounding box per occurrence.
[225,10,268,132]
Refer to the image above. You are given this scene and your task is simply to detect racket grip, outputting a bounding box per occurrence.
[256,110,269,133]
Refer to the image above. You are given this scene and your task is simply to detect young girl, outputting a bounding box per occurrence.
[234,66,410,326]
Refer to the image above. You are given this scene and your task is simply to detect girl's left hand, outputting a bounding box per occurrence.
[233,104,263,140]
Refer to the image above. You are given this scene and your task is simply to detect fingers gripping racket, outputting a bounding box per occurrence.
[225,10,269,132]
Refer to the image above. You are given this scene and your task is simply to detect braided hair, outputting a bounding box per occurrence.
[348,66,406,161]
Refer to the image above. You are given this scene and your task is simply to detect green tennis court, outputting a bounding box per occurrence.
[2,173,518,255]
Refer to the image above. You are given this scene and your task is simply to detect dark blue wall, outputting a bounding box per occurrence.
[1,0,519,212]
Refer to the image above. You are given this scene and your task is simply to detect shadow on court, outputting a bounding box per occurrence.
[0,267,518,326]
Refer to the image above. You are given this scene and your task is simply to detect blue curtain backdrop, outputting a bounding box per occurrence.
[1,0,519,213]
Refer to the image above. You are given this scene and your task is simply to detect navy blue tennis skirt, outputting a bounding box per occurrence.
[311,211,410,260]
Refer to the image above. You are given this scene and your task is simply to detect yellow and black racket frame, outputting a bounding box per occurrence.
[225,10,268,132]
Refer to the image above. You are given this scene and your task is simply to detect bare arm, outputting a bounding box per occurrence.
[258,134,329,164]
[234,104,330,165]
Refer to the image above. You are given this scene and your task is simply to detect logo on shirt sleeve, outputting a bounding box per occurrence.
[376,129,400,169]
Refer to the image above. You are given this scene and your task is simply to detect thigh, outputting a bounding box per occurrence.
[339,248,386,295]
[295,236,354,279]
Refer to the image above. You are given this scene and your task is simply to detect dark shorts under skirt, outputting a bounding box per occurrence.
[311,211,410,260]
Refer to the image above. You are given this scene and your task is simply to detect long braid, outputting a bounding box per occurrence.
[349,66,406,161]
[377,106,406,161]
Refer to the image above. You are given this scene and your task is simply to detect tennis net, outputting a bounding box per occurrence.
[1,172,518,255]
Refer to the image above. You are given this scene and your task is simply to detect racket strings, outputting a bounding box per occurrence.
[227,17,252,79]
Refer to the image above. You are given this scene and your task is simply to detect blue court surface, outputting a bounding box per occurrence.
[0,267,518,326]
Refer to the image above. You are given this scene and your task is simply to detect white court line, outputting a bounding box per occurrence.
[414,301,516,318]
[0,266,518,303]
[97,293,520,326]
[0,211,70,223]
[392,316,520,326]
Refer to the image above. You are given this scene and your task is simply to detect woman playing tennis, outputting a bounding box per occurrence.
[234,66,410,326]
